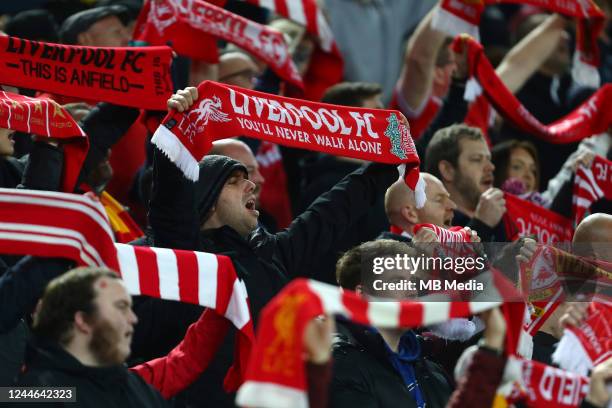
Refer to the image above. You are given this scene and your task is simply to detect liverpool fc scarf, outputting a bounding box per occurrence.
[433,0,605,87]
[152,80,426,207]
[134,0,303,89]
[236,277,510,408]
[0,36,173,110]
[505,193,574,244]
[0,188,255,389]
[553,299,612,377]
[573,155,612,224]
[0,91,87,193]
[498,357,592,408]
[453,35,612,144]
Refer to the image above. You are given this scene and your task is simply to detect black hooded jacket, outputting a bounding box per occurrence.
[130,147,399,406]
[17,340,168,408]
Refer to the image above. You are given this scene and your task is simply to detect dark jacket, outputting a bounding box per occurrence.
[133,149,399,406]
[531,331,558,366]
[329,321,453,408]
[17,340,168,408]
[452,209,508,242]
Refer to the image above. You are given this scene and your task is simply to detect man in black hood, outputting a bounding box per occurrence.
[133,87,401,407]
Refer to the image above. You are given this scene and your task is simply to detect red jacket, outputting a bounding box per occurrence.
[129,309,230,399]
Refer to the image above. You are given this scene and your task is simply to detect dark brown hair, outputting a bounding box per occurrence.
[425,124,485,180]
[321,82,382,107]
[491,139,540,190]
[336,239,418,291]
[33,267,119,346]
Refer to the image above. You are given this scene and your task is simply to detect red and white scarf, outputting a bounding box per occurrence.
[453,35,612,144]
[553,299,612,377]
[0,36,173,110]
[242,0,344,101]
[573,155,612,224]
[505,193,574,244]
[433,0,605,87]
[414,223,472,242]
[236,277,513,408]
[499,357,592,408]
[133,0,303,88]
[0,91,87,193]
[152,80,426,207]
[0,187,255,389]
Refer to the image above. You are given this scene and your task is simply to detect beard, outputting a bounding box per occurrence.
[455,171,481,210]
[88,316,126,366]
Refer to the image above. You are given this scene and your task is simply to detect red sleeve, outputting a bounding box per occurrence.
[129,308,231,399]
[306,360,333,408]
[446,348,506,408]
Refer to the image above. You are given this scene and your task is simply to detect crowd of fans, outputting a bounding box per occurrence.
[0,0,611,407]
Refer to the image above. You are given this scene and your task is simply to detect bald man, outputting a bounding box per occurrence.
[382,173,457,240]
[218,52,260,90]
[573,213,612,263]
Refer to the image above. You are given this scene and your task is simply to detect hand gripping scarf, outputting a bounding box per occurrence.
[452,35,612,144]
[433,0,605,87]
[152,80,426,207]
[0,90,87,192]
[0,188,255,390]
[0,35,173,110]
[133,0,303,88]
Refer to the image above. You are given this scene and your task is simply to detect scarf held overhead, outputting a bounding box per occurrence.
[152,80,426,206]
[433,0,605,87]
[0,91,87,193]
[453,35,612,144]
[573,155,612,224]
[0,36,173,110]
[134,0,303,88]
[505,193,574,244]
[0,188,255,389]
[235,277,510,408]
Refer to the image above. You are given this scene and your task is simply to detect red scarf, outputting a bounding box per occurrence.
[464,94,493,145]
[152,80,426,206]
[414,223,472,242]
[434,0,605,86]
[0,91,87,193]
[505,193,574,244]
[519,245,610,335]
[453,35,612,144]
[553,299,612,377]
[0,188,255,390]
[504,358,591,408]
[236,277,517,408]
[133,0,303,89]
[256,141,293,229]
[100,191,144,244]
[573,155,612,224]
[242,0,344,101]
[0,36,173,110]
